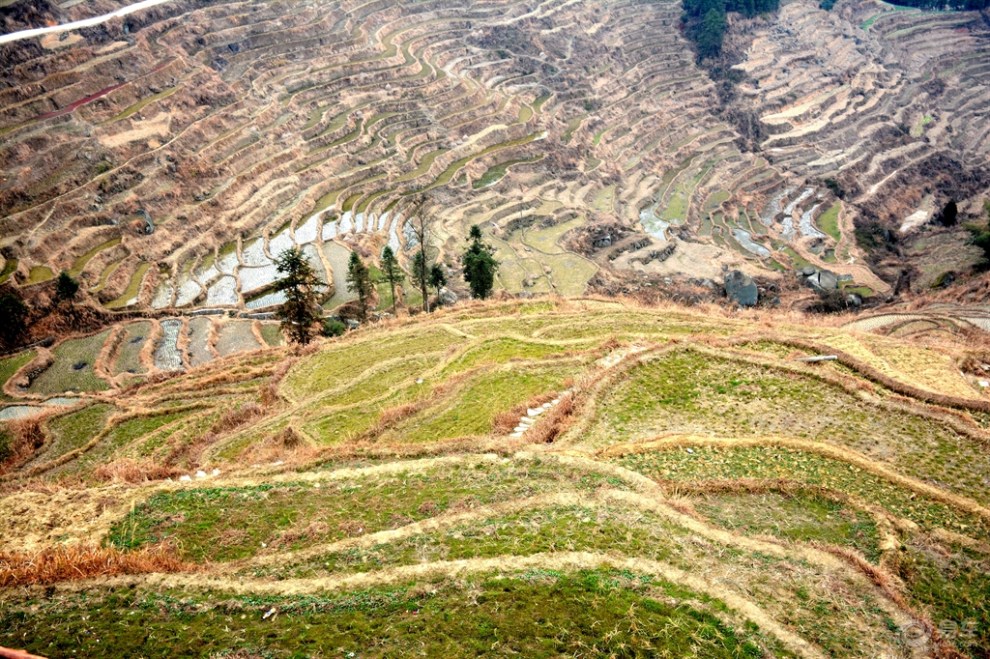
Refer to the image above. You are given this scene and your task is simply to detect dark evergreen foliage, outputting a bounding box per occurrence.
[379,246,404,315]
[0,291,28,350]
[55,271,79,303]
[273,248,326,344]
[346,252,374,323]
[461,225,500,300]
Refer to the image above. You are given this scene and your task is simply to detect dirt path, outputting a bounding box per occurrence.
[0,0,179,46]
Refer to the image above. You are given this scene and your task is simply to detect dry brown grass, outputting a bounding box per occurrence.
[371,402,423,434]
[527,393,575,444]
[491,391,561,435]
[0,417,48,475]
[239,426,319,466]
[93,458,184,483]
[211,403,264,435]
[0,543,189,587]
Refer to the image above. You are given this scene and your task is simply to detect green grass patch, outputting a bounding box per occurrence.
[112,322,150,376]
[0,258,17,284]
[692,491,882,561]
[69,237,121,278]
[28,332,111,394]
[283,328,467,399]
[50,410,188,479]
[105,262,150,309]
[0,570,783,658]
[31,404,114,467]
[258,323,283,347]
[893,538,990,657]
[616,446,989,538]
[0,350,35,401]
[381,362,580,443]
[27,265,54,284]
[440,338,584,377]
[588,349,990,505]
[107,458,627,562]
[817,202,842,242]
[110,86,178,122]
[472,155,541,189]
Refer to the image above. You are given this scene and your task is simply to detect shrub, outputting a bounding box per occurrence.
[322,318,347,337]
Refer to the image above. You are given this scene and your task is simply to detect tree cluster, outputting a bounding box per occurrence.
[681,0,779,60]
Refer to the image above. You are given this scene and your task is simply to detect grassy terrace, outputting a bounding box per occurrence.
[582,349,990,504]
[3,298,989,657]
[0,570,788,659]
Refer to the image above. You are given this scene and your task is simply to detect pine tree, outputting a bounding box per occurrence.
[55,271,79,303]
[273,248,326,345]
[346,251,374,323]
[429,263,446,301]
[461,225,499,300]
[0,291,28,351]
[379,245,404,315]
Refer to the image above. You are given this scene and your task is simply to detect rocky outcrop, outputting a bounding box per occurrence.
[724,270,758,307]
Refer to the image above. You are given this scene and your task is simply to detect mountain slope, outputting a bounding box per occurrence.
[2,297,989,657]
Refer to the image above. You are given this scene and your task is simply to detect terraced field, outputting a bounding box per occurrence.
[729,0,990,286]
[2,297,990,656]
[3,0,985,310]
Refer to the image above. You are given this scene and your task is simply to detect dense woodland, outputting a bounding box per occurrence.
[681,0,781,59]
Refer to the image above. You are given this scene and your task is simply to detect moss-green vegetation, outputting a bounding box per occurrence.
[105,262,150,309]
[0,258,17,284]
[69,237,122,278]
[588,350,990,504]
[0,570,784,659]
[108,459,626,561]
[112,322,150,376]
[0,350,35,401]
[258,323,283,346]
[472,155,542,189]
[251,504,681,579]
[32,404,114,467]
[27,265,54,284]
[110,87,178,122]
[380,362,579,443]
[52,410,188,479]
[615,446,989,537]
[817,202,842,242]
[691,491,882,561]
[29,332,111,394]
[893,538,990,657]
[283,328,466,399]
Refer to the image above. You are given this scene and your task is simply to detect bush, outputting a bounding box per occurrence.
[322,318,346,337]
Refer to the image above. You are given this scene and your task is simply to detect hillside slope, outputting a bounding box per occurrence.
[2,298,990,657]
[1,0,988,310]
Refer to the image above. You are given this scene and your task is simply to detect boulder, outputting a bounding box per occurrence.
[801,268,839,292]
[724,270,758,307]
[438,287,458,307]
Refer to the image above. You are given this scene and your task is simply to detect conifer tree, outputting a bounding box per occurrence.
[461,225,499,300]
[429,263,446,301]
[346,251,374,323]
[379,245,404,315]
[274,248,326,345]
[55,271,79,303]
